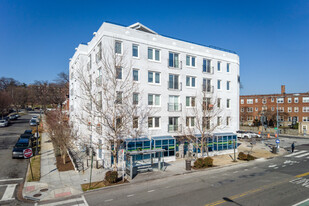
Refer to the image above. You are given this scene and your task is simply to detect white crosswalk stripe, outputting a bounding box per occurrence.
[285,150,307,157]
[37,195,89,206]
[0,184,17,202]
[295,153,309,158]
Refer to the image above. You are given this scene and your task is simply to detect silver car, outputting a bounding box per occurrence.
[29,119,37,126]
[0,120,8,127]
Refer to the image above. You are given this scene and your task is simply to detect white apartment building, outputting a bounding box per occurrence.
[69,22,240,168]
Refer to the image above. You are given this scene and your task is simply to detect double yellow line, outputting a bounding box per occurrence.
[205,172,309,206]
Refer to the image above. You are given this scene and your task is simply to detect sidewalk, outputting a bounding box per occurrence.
[22,132,106,202]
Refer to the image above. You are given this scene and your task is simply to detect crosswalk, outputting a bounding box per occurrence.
[36,195,89,206]
[284,150,309,158]
[0,178,22,203]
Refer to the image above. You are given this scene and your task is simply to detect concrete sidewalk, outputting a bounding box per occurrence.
[22,132,106,202]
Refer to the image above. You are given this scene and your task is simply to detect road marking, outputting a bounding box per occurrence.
[292,198,309,206]
[148,190,155,193]
[233,171,238,173]
[0,184,17,202]
[284,160,298,164]
[81,195,89,206]
[105,199,113,202]
[285,150,307,157]
[244,169,248,171]
[38,197,85,206]
[274,167,278,169]
[205,171,309,206]
[0,178,23,182]
[127,194,135,197]
[282,165,286,167]
[296,153,309,158]
[268,164,277,168]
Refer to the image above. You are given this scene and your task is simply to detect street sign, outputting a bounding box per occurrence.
[275,139,280,144]
[274,127,278,130]
[23,148,33,158]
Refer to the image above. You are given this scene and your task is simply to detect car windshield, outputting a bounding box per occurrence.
[0,120,5,123]
[15,143,28,148]
[31,120,36,123]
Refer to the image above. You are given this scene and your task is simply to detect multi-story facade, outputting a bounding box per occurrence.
[69,22,240,168]
[240,85,309,130]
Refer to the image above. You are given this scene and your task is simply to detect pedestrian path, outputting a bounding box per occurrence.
[36,195,88,206]
[0,178,22,203]
[284,150,308,157]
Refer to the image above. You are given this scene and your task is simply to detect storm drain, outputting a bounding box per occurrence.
[33,193,42,197]
[40,188,48,192]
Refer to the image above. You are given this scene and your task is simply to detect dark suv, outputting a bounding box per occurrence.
[12,138,32,159]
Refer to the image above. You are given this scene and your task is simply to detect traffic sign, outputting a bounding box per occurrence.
[23,148,33,158]
[275,139,280,144]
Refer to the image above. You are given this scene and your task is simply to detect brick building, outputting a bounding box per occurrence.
[240,85,309,132]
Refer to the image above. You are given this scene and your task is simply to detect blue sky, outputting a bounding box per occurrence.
[0,0,308,95]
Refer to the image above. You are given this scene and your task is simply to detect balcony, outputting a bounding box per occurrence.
[168,103,182,112]
[168,124,182,133]
[168,82,182,91]
[96,77,102,87]
[203,66,214,74]
[202,85,214,93]
[168,59,182,69]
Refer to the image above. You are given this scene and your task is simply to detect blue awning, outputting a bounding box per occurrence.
[125,137,150,142]
[151,136,175,140]
[195,133,236,137]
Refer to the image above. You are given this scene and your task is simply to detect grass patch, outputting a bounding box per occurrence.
[81,179,129,191]
[27,155,41,182]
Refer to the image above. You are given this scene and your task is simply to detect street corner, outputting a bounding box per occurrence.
[22,182,49,201]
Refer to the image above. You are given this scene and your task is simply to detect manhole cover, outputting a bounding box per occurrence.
[33,193,42,197]
[40,188,48,192]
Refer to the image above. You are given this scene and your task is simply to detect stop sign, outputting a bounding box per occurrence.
[23,148,33,158]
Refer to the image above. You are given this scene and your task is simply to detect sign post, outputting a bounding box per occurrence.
[24,148,33,180]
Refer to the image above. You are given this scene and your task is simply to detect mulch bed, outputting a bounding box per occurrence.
[55,155,74,171]
[81,178,129,191]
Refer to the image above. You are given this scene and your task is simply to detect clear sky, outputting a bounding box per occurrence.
[0,0,308,95]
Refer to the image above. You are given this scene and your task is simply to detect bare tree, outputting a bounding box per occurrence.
[181,88,226,158]
[45,109,72,164]
[10,86,28,113]
[0,91,12,118]
[74,41,151,170]
[240,106,249,126]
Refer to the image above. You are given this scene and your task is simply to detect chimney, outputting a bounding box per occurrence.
[281,85,286,94]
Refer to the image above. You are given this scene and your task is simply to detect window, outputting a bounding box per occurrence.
[115,41,122,54]
[116,92,122,104]
[255,107,258,111]
[278,116,284,122]
[271,98,274,102]
[133,93,139,105]
[217,61,221,71]
[288,107,292,112]
[288,117,292,122]
[186,96,196,107]
[295,97,299,103]
[262,99,267,104]
[247,116,253,121]
[186,76,196,87]
[168,95,180,111]
[227,63,230,72]
[303,117,309,122]
[148,94,160,106]
[303,97,309,103]
[133,69,139,81]
[262,106,267,111]
[277,98,284,103]
[271,107,274,111]
[203,117,210,129]
[217,116,221,126]
[217,80,221,89]
[96,42,102,62]
[288,98,292,103]
[227,99,231,108]
[186,55,196,67]
[148,117,160,128]
[303,107,309,112]
[168,117,179,132]
[116,67,122,79]
[255,99,258,103]
[241,107,244,112]
[116,117,122,128]
[294,107,299,112]
[241,99,244,104]
[203,78,212,92]
[169,74,180,90]
[226,117,231,126]
[148,48,160,61]
[203,59,211,73]
[247,107,253,112]
[133,117,138,128]
[278,107,284,112]
[227,81,230,90]
[186,117,195,127]
[217,98,221,108]
[132,44,139,57]
[247,99,253,104]
[169,52,179,68]
[148,71,160,84]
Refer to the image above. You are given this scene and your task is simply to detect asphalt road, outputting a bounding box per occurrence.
[0,112,35,205]
[83,144,309,206]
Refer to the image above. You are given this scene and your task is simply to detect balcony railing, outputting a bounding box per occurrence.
[168,59,182,69]
[168,124,182,133]
[203,66,214,74]
[168,81,182,91]
[202,85,214,93]
[167,103,182,112]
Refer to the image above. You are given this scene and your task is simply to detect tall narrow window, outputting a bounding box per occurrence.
[115,41,122,54]
[116,92,122,104]
[217,61,221,71]
[133,69,138,81]
[116,67,122,79]
[227,63,230,72]
[133,117,138,128]
[133,93,139,105]
[132,44,139,57]
[227,81,230,90]
[227,99,231,108]
[217,80,221,89]
[169,74,180,90]
[203,59,211,73]
[169,52,179,68]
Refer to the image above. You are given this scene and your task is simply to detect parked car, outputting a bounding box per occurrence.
[29,119,37,126]
[237,130,261,139]
[12,138,32,159]
[0,120,8,127]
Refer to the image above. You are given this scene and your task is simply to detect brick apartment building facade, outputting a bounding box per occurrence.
[240,85,309,133]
